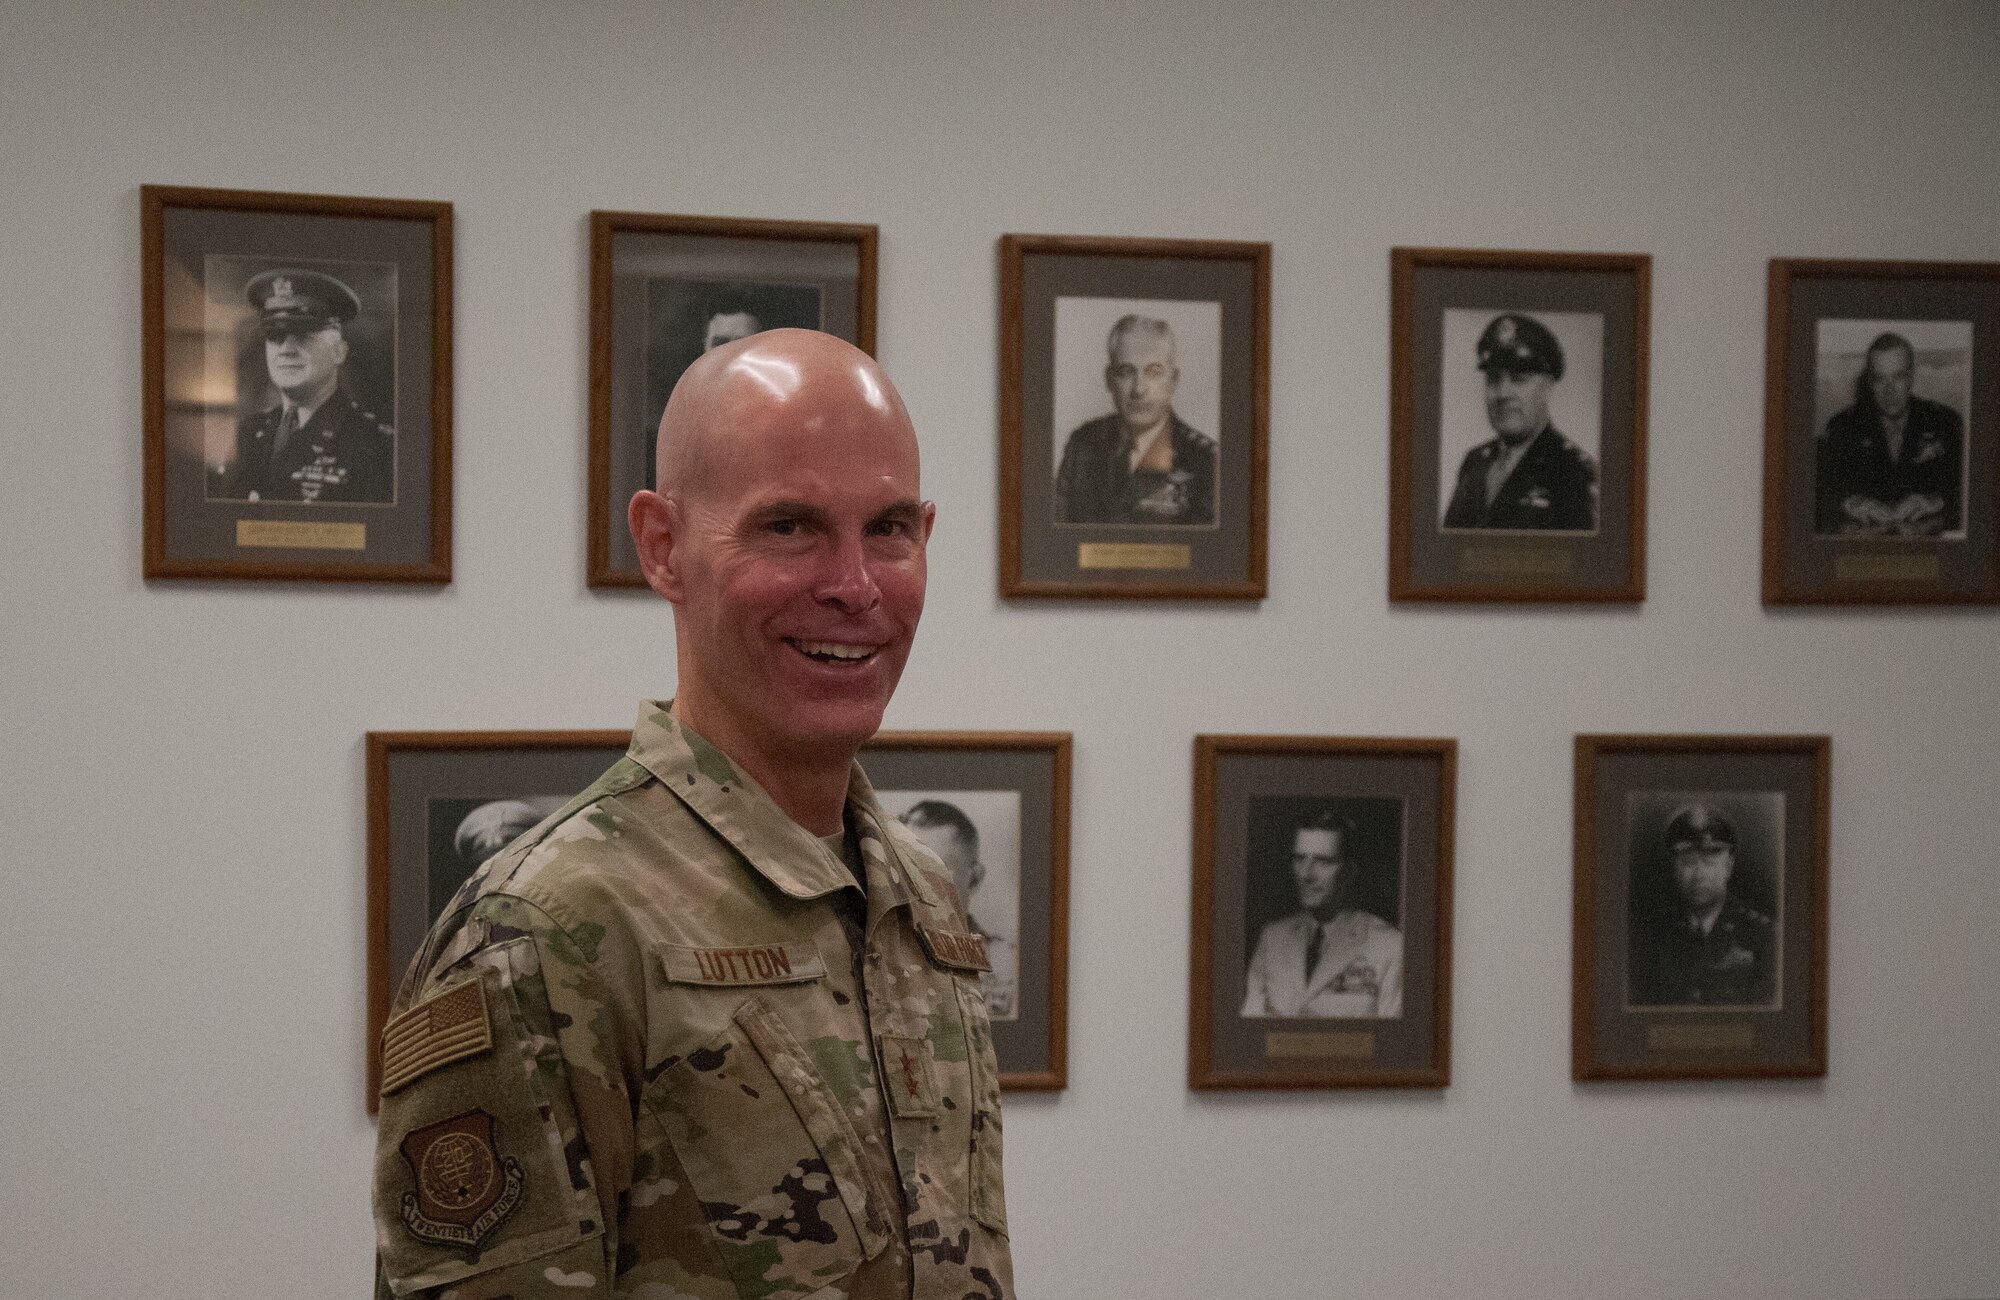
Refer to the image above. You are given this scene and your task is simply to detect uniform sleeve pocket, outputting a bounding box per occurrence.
[374,951,604,1295]
[956,978,1010,1238]
[645,996,890,1298]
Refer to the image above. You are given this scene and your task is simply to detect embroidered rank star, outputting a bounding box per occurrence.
[877,1035,937,1118]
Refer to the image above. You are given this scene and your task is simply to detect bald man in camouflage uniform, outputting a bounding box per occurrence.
[374,331,1012,1299]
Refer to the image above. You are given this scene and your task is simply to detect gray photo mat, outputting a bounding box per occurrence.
[159,205,437,565]
[1017,251,1258,586]
[603,232,862,575]
[1587,750,1819,1070]
[384,743,626,992]
[1780,274,1998,593]
[860,745,1059,1076]
[1207,750,1445,1078]
[1406,265,1639,591]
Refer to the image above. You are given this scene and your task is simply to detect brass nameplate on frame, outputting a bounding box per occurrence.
[1459,547,1573,577]
[1833,553,1939,583]
[1077,542,1193,571]
[1646,1023,1755,1053]
[1264,1030,1375,1060]
[236,520,368,551]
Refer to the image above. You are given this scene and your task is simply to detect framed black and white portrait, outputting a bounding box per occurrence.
[1763,259,2000,604]
[1573,735,1830,1082]
[1239,795,1406,1022]
[1390,247,1649,602]
[1000,233,1268,599]
[862,732,1071,1091]
[365,729,629,1110]
[1190,736,1455,1090]
[1623,790,1785,1013]
[143,185,452,581]
[589,211,876,587]
[874,789,1024,1021]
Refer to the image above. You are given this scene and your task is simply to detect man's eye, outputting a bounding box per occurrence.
[867,518,909,538]
[767,518,801,536]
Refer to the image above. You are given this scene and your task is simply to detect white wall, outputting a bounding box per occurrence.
[4,3,1997,1296]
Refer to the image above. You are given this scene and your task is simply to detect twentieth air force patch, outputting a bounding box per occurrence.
[399,1108,526,1250]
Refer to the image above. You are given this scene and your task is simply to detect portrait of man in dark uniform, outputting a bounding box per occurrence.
[1814,329,1967,538]
[1441,311,1598,532]
[1628,802,1778,1009]
[1054,313,1217,527]
[211,267,395,504]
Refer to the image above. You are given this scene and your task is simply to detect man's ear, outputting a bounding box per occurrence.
[628,489,683,602]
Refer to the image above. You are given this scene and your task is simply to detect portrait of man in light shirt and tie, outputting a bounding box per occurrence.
[1242,807,1404,1020]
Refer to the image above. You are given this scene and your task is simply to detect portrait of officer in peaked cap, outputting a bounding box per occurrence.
[1627,797,1781,1009]
[1440,310,1600,532]
[210,265,396,504]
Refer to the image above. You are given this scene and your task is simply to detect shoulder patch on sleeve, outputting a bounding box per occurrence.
[398,1108,525,1249]
[381,978,493,1096]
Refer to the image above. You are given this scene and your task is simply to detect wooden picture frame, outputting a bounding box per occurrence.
[1390,247,1650,602]
[862,731,1072,1091]
[1190,735,1455,1090]
[1572,734,1831,1082]
[142,185,452,581]
[1762,258,2000,604]
[999,233,1269,600]
[365,729,630,1110]
[587,211,878,587]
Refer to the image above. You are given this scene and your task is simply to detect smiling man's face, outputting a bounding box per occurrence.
[646,332,935,769]
[264,323,347,401]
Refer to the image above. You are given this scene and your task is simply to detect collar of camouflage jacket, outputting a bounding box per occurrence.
[626,701,938,910]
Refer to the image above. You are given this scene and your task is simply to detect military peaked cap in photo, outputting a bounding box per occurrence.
[1663,803,1736,853]
[1476,311,1564,380]
[244,268,362,332]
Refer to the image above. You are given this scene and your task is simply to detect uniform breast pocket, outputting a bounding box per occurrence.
[643,996,889,1298]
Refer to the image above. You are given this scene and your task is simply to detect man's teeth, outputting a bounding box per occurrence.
[795,640,875,661]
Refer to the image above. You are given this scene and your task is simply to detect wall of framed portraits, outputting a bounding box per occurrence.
[4,3,1997,1298]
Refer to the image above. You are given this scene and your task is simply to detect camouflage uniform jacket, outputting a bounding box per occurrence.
[373,703,1013,1299]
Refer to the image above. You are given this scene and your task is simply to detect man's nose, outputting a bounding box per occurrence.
[815,532,882,614]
